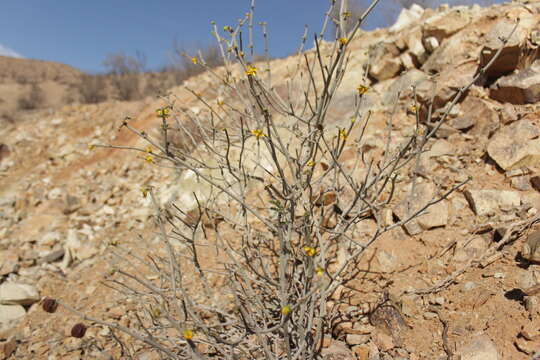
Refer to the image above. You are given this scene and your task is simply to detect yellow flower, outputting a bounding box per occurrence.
[191,57,198,65]
[144,155,155,164]
[281,305,291,316]
[304,246,316,257]
[251,129,265,139]
[350,116,357,124]
[223,25,232,32]
[183,329,193,340]
[339,128,348,140]
[141,186,148,198]
[87,144,95,150]
[342,11,351,19]
[151,306,161,318]
[145,145,153,153]
[217,100,224,106]
[357,85,369,95]
[409,104,418,113]
[315,266,324,277]
[245,65,257,76]
[156,107,171,118]
[338,37,348,45]
[307,160,315,167]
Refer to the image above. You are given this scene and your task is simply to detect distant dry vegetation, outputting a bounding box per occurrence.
[0,43,225,123]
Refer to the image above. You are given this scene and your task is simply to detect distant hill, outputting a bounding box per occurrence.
[0,56,84,121]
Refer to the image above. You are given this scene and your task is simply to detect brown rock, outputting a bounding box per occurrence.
[423,8,471,43]
[480,21,528,80]
[487,120,540,170]
[521,230,540,263]
[490,60,540,104]
[369,57,402,82]
[394,182,448,235]
[0,251,19,276]
[0,338,16,359]
[351,344,369,360]
[321,340,355,360]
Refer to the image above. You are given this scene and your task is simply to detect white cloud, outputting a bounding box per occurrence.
[0,44,23,58]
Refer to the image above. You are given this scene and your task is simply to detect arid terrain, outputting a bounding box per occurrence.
[3,2,540,359]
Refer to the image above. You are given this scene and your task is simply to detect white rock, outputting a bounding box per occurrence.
[464,190,521,216]
[0,283,40,306]
[389,4,424,33]
[457,334,499,360]
[0,304,25,324]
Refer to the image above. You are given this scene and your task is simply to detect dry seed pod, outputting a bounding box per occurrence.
[42,297,58,313]
[71,323,87,338]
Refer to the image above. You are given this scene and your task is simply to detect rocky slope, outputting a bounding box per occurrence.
[3,1,540,359]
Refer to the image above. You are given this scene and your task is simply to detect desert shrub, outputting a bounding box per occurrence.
[76,74,108,104]
[17,83,45,110]
[45,0,515,358]
[103,52,145,101]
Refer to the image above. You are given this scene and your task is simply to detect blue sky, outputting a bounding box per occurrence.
[0,1,500,73]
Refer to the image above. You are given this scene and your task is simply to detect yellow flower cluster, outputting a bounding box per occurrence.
[245,65,257,76]
[183,329,193,340]
[141,186,148,198]
[304,246,316,257]
[251,129,265,139]
[156,107,171,118]
[357,85,369,95]
[144,155,155,164]
[339,128,348,140]
[191,57,198,65]
[338,37,348,45]
[281,305,291,316]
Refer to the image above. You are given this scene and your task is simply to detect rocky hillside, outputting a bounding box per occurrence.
[3,1,540,359]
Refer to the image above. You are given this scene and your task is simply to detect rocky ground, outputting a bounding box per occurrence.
[3,1,540,359]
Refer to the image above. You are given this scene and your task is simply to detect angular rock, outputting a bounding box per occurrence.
[423,36,439,53]
[487,120,540,170]
[0,251,19,276]
[423,8,471,43]
[399,52,416,70]
[321,340,355,360]
[450,115,475,131]
[415,62,476,112]
[490,60,540,104]
[0,283,40,306]
[480,21,529,80]
[63,194,81,215]
[345,334,369,346]
[521,230,540,263]
[0,338,17,359]
[457,334,499,360]
[464,189,521,216]
[0,304,25,325]
[394,182,447,234]
[405,28,428,65]
[458,96,500,137]
[370,57,402,82]
[389,4,424,33]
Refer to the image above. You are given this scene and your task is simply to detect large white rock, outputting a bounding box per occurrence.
[389,4,424,33]
[464,190,521,216]
[0,283,39,306]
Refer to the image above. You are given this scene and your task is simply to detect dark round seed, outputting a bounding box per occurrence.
[71,323,87,338]
[42,298,58,313]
